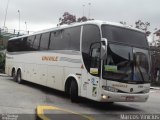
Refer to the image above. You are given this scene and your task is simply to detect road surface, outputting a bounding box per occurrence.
[0,74,160,120]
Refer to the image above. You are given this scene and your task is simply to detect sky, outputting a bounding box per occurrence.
[0,0,160,33]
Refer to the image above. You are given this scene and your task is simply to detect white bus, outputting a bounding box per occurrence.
[5,20,151,102]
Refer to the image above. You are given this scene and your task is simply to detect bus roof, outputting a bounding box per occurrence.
[9,20,144,40]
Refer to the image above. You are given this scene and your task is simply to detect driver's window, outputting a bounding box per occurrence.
[90,43,100,75]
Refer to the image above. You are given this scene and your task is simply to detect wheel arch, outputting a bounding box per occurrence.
[64,74,80,95]
[11,67,16,76]
[17,67,21,72]
[17,67,23,78]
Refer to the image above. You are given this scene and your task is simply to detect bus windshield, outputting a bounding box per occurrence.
[101,25,150,83]
[102,44,150,83]
[101,25,149,49]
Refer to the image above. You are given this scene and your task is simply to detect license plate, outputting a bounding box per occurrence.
[126,96,135,101]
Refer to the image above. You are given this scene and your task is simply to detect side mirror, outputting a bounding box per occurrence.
[100,38,108,60]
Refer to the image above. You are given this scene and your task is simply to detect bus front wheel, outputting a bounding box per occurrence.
[16,70,23,84]
[70,80,78,102]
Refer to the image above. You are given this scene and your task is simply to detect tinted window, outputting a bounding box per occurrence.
[82,25,101,53]
[103,44,133,81]
[49,30,62,50]
[33,34,41,50]
[40,32,50,50]
[90,43,101,76]
[102,44,150,83]
[65,27,80,51]
[82,24,101,72]
[27,36,35,46]
[27,36,35,51]
[102,25,148,49]
[21,37,28,51]
[7,38,24,52]
[49,26,81,51]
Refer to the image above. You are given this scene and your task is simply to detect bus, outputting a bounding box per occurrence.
[5,20,151,102]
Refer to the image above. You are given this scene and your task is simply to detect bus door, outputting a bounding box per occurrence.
[81,42,101,99]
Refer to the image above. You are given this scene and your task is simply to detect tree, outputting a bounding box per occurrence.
[150,45,160,83]
[119,21,127,25]
[58,12,76,25]
[58,12,94,26]
[150,29,160,84]
[154,29,160,46]
[77,16,88,22]
[135,20,151,36]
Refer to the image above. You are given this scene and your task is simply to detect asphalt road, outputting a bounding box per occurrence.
[0,74,160,120]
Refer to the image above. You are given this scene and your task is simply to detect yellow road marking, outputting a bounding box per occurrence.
[36,105,94,120]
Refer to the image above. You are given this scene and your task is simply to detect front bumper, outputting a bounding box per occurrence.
[99,90,149,102]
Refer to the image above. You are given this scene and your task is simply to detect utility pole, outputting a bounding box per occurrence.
[82,4,85,16]
[25,21,28,34]
[3,0,10,30]
[88,3,91,19]
[18,10,20,34]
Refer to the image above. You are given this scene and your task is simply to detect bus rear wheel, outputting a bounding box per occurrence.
[16,70,23,84]
[70,80,78,102]
[11,69,16,81]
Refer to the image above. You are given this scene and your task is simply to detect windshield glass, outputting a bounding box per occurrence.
[101,25,149,49]
[103,44,150,83]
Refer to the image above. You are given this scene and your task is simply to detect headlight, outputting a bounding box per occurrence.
[102,86,118,92]
[142,89,150,93]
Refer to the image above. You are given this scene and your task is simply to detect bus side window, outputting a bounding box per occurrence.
[33,34,41,50]
[89,43,101,75]
[27,35,35,51]
[7,38,22,52]
[64,27,81,51]
[49,26,81,51]
[49,31,62,50]
[90,43,101,68]
[82,24,101,75]
[40,32,50,50]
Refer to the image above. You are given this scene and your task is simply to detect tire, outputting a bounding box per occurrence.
[70,80,78,102]
[12,69,16,81]
[16,70,23,84]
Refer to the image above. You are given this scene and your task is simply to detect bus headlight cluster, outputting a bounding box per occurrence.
[142,89,150,93]
[102,86,118,92]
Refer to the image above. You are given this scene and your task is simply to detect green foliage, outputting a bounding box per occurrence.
[135,20,151,36]
[0,51,5,69]
[59,12,76,25]
[150,46,160,85]
[58,12,94,26]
